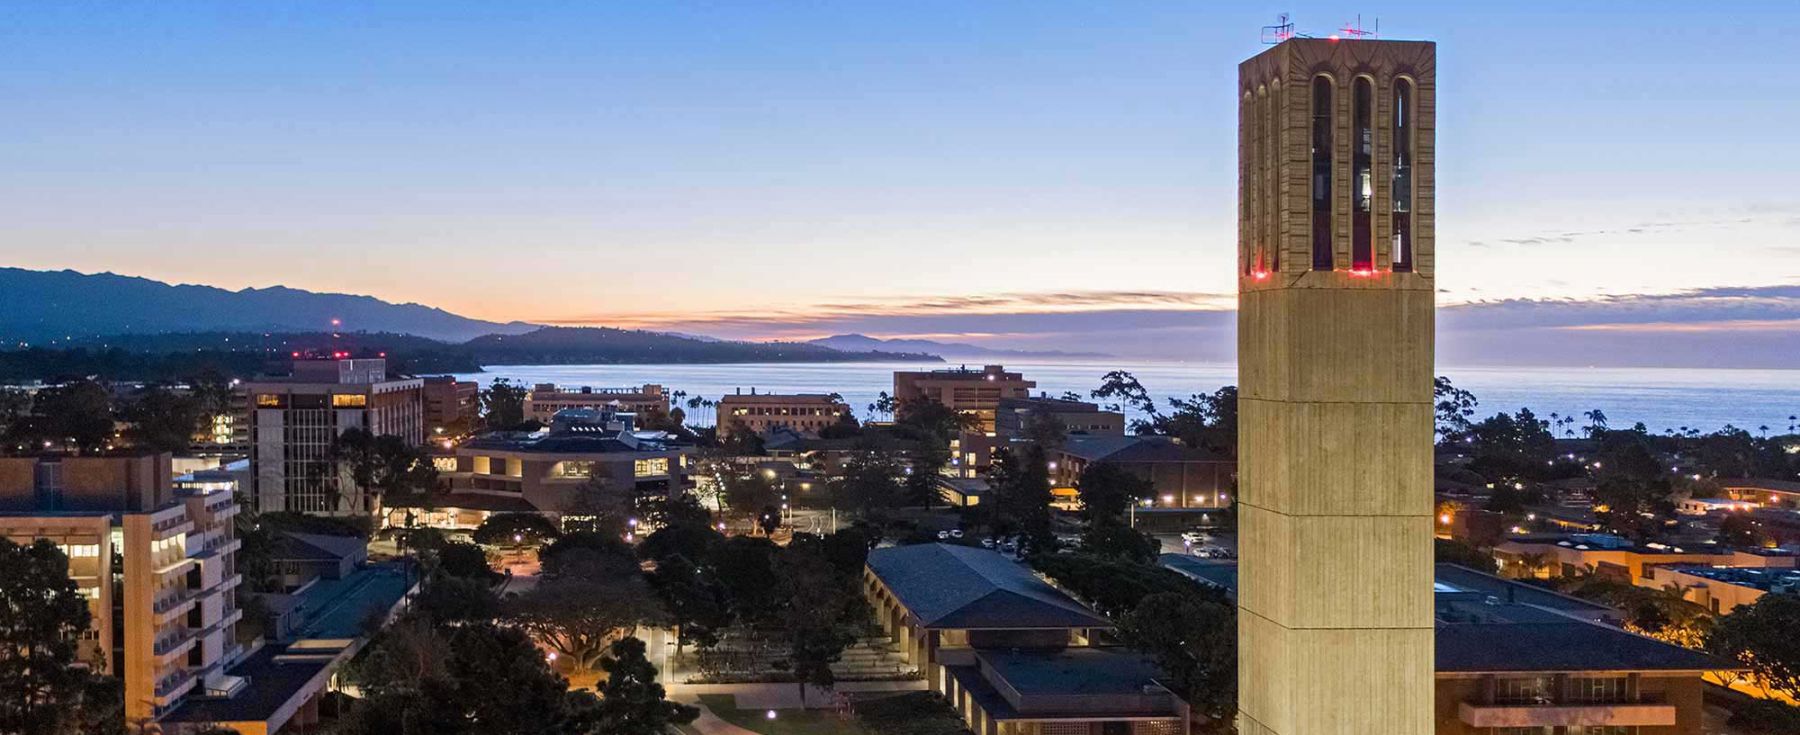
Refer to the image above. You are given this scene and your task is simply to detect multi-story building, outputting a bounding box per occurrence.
[864,544,1191,735]
[386,408,693,530]
[1047,435,1236,515]
[893,365,1035,434]
[1165,557,1732,735]
[1235,36,1439,735]
[523,383,667,424]
[716,390,849,439]
[0,453,245,726]
[951,396,1127,478]
[239,358,424,516]
[420,376,479,435]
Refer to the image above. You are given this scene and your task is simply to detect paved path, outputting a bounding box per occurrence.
[669,680,927,710]
[676,697,762,735]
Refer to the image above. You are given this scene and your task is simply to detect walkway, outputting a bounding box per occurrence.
[668,680,927,710]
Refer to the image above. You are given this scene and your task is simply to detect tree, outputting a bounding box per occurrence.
[830,442,904,515]
[719,470,779,518]
[591,637,698,734]
[12,380,114,453]
[410,574,501,626]
[708,537,782,624]
[773,539,867,705]
[0,539,112,735]
[1091,370,1155,415]
[121,384,204,452]
[1710,593,1800,700]
[338,620,584,735]
[473,513,560,547]
[1717,514,1774,549]
[507,544,666,671]
[1119,592,1236,731]
[1142,387,1239,458]
[1583,409,1610,438]
[1433,539,1496,573]
[1075,462,1150,526]
[335,428,438,508]
[1021,409,1068,450]
[1591,436,1675,541]
[987,446,1053,554]
[637,518,724,564]
[480,378,529,429]
[903,442,949,508]
[433,541,498,582]
[867,391,897,421]
[893,397,974,444]
[647,554,728,652]
[1433,377,1479,443]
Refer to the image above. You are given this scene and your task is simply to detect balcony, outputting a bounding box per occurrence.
[1459,700,1677,728]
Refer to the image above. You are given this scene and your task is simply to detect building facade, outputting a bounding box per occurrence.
[239,358,424,516]
[523,383,667,424]
[716,391,849,439]
[1235,37,1438,735]
[893,365,1035,434]
[420,376,479,435]
[0,453,245,726]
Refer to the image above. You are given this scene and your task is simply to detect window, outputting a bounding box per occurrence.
[1391,77,1415,271]
[634,458,669,478]
[431,457,458,472]
[1310,75,1334,270]
[331,394,367,408]
[1568,676,1629,704]
[556,461,594,478]
[1352,77,1374,270]
[1494,675,1555,705]
[256,394,282,408]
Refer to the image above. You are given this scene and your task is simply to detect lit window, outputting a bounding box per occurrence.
[557,461,595,478]
[634,458,669,478]
[1310,75,1334,270]
[256,394,282,408]
[332,394,368,408]
[431,457,458,472]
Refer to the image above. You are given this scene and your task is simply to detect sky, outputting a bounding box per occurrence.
[2,2,1798,364]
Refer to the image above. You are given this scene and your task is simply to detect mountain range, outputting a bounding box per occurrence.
[0,267,535,344]
[806,333,1107,359]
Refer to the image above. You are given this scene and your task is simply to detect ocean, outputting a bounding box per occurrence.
[451,361,1800,436]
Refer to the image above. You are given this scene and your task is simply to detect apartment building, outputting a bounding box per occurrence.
[0,453,245,726]
[523,383,667,423]
[239,358,424,515]
[864,544,1190,735]
[716,390,849,439]
[893,365,1035,434]
[1640,564,1800,616]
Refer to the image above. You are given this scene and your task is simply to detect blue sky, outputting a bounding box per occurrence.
[2,2,1797,363]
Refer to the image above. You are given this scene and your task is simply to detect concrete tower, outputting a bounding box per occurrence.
[1235,38,1437,735]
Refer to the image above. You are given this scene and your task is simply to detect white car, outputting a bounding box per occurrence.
[981,538,997,549]
[949,529,965,539]
[1181,530,1208,545]
[936,530,950,540]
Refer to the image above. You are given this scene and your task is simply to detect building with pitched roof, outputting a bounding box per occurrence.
[863,544,1188,735]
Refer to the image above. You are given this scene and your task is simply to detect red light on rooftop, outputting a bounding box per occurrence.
[1328,34,1340,41]
[1349,269,1376,278]
[1251,270,1270,281]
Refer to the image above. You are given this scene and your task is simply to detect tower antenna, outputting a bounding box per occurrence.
[1260,13,1295,44]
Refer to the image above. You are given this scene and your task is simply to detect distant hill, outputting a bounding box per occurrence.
[0,267,536,344]
[464,327,938,365]
[808,333,1107,360]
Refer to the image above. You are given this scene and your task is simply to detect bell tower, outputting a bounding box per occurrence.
[1235,38,1436,735]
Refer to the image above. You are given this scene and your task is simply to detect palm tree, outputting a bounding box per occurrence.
[1583,409,1608,437]
[1758,425,1770,437]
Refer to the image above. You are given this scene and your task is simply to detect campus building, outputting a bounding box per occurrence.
[523,383,668,423]
[893,365,1035,434]
[239,358,424,515]
[1047,435,1235,513]
[715,390,850,439]
[1639,564,1800,616]
[421,376,479,434]
[863,544,1190,735]
[1234,35,1440,735]
[1492,533,1797,583]
[0,453,246,726]
[953,396,1126,478]
[1165,557,1730,735]
[387,408,693,530]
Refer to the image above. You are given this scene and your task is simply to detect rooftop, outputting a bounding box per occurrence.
[291,562,414,640]
[270,532,367,563]
[978,647,1169,696]
[1662,564,1800,592]
[866,543,1110,630]
[1057,435,1227,463]
[159,642,341,727]
[1158,554,1238,592]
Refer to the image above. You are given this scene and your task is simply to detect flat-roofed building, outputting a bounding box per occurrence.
[1493,533,1797,583]
[716,390,849,439]
[0,453,247,726]
[863,544,1190,735]
[894,365,1035,434]
[239,358,424,516]
[952,396,1128,478]
[1161,557,1732,735]
[1640,564,1800,616]
[523,383,667,423]
[387,408,693,530]
[421,376,479,435]
[1049,435,1235,512]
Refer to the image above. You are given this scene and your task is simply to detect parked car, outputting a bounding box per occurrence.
[936,530,950,540]
[949,529,965,539]
[1181,530,1208,545]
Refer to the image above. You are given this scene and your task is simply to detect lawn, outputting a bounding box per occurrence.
[696,694,871,735]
